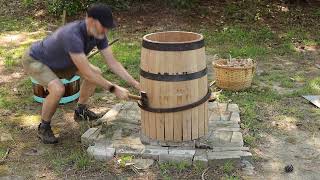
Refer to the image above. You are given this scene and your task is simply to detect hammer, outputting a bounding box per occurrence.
[128,91,148,106]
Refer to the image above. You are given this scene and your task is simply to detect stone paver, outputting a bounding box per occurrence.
[81,127,101,146]
[87,145,115,161]
[142,146,169,160]
[207,151,241,167]
[193,150,208,167]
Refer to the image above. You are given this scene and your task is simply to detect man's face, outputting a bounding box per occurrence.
[90,19,108,39]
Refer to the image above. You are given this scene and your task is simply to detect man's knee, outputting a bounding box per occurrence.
[48,79,65,96]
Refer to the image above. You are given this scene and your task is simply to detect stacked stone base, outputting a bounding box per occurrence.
[82,102,252,167]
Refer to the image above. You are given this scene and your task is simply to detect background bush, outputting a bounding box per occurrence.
[44,0,197,16]
[45,0,131,16]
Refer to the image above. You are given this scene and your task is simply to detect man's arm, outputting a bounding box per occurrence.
[100,47,140,90]
[69,52,129,99]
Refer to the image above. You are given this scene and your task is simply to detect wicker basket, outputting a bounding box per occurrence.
[212,59,256,91]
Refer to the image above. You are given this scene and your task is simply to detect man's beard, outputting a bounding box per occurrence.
[91,27,105,39]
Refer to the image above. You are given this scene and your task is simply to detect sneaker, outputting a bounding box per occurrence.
[37,124,58,144]
[74,105,100,121]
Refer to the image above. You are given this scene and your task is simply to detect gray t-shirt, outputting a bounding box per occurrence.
[29,20,108,70]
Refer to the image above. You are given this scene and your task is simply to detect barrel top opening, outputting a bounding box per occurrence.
[143,31,203,44]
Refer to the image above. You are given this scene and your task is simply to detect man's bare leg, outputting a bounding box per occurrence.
[74,65,102,121]
[41,79,65,121]
[38,79,65,144]
[78,79,97,104]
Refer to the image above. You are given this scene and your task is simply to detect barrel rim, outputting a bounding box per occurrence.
[142,31,204,44]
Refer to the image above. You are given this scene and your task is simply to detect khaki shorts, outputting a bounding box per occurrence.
[22,50,78,87]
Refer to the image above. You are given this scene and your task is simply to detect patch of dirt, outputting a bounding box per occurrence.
[254,130,320,179]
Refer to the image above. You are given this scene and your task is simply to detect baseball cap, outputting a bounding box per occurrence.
[87,3,116,29]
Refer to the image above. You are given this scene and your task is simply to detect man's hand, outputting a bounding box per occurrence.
[113,85,129,100]
[133,81,141,91]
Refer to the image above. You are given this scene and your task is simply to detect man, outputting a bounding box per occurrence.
[22,4,140,144]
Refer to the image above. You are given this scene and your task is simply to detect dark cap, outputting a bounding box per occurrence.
[87,4,116,29]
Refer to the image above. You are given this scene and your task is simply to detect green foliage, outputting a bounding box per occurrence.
[291,77,320,96]
[22,0,34,7]
[118,155,133,167]
[224,175,241,180]
[165,0,197,9]
[46,0,83,16]
[45,0,131,16]
[243,134,256,146]
[203,26,278,58]
[0,147,7,159]
[193,161,205,174]
[222,161,235,174]
[0,89,14,110]
[49,149,92,172]
[159,161,191,178]
[0,17,44,32]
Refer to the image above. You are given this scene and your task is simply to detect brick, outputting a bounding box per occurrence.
[207,131,244,147]
[211,127,241,132]
[228,104,240,112]
[218,131,233,143]
[231,132,244,147]
[159,154,193,166]
[210,147,249,152]
[230,112,241,122]
[116,147,144,156]
[140,133,160,146]
[142,146,169,160]
[169,149,196,156]
[81,128,101,146]
[208,102,218,111]
[239,151,252,162]
[112,129,123,140]
[158,149,195,165]
[193,150,208,167]
[207,151,241,167]
[210,121,239,125]
[87,145,115,161]
[209,122,240,130]
[209,114,222,122]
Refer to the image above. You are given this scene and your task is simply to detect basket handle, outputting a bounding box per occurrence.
[252,60,257,74]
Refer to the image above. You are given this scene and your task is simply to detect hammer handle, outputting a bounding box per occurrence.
[128,94,141,100]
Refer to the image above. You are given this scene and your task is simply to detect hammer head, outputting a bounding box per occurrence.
[139,91,148,107]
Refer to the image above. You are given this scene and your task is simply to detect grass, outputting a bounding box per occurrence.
[0,17,48,70]
[47,148,94,173]
[118,155,133,168]
[222,161,235,174]
[159,161,191,178]
[0,16,48,33]
[219,87,279,146]
[290,77,320,96]
[0,147,7,159]
[203,26,276,58]
[90,40,141,92]
[224,175,241,180]
[0,88,16,110]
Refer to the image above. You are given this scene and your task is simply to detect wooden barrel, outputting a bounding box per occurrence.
[140,31,209,142]
[31,75,80,104]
